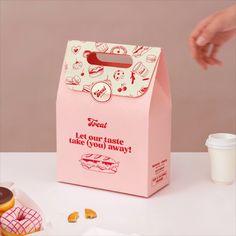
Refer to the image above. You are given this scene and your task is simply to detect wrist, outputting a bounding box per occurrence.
[221,5,236,30]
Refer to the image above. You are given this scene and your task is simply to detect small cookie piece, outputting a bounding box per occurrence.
[85,208,97,219]
[68,211,79,223]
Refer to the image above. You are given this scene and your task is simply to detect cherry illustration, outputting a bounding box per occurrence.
[117,83,127,93]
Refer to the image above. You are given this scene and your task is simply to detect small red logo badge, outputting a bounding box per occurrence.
[91,82,112,102]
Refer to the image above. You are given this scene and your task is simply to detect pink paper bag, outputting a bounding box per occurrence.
[57,41,171,197]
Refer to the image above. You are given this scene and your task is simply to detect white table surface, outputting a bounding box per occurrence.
[0,152,235,236]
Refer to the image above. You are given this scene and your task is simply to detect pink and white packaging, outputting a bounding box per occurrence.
[57,41,172,197]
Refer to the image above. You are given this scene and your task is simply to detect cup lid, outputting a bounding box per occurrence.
[205,133,236,149]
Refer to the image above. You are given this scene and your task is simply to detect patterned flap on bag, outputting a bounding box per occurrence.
[64,40,161,102]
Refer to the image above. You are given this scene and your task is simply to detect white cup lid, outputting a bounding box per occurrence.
[206,133,236,149]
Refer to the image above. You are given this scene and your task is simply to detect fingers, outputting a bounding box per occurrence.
[207,44,223,65]
[189,16,213,57]
[189,15,214,43]
[198,43,210,69]
[190,42,210,70]
[196,18,222,47]
[189,34,207,69]
[206,57,222,66]
[200,44,223,68]
[191,42,223,69]
[189,13,224,69]
[210,44,220,58]
[189,16,216,69]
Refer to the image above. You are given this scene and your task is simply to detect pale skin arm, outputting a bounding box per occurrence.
[189,5,236,69]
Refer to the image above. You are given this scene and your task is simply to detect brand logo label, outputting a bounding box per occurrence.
[88,118,107,128]
[91,82,111,102]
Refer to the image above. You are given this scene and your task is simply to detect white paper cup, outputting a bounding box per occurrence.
[206,133,236,184]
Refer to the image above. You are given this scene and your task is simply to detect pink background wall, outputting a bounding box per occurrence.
[0,0,235,152]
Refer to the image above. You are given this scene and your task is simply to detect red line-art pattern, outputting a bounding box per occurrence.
[64,41,161,99]
[80,154,119,174]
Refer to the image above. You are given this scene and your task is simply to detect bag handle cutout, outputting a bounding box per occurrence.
[87,52,133,68]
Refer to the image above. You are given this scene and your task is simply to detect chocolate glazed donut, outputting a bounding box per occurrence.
[0,187,13,204]
[0,187,15,216]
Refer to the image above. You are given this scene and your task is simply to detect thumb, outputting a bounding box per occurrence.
[196,19,221,46]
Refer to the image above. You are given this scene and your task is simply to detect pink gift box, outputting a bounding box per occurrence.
[57,41,172,197]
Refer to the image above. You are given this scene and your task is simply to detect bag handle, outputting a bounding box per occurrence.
[87,52,133,68]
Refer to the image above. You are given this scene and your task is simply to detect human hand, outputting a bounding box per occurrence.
[189,5,236,69]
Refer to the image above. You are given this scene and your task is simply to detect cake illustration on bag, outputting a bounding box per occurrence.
[79,154,119,174]
[146,54,157,63]
[132,62,149,77]
[82,83,93,93]
[110,46,127,55]
[113,70,125,81]
[73,60,83,70]
[65,75,81,86]
[95,42,109,52]
[88,65,104,78]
